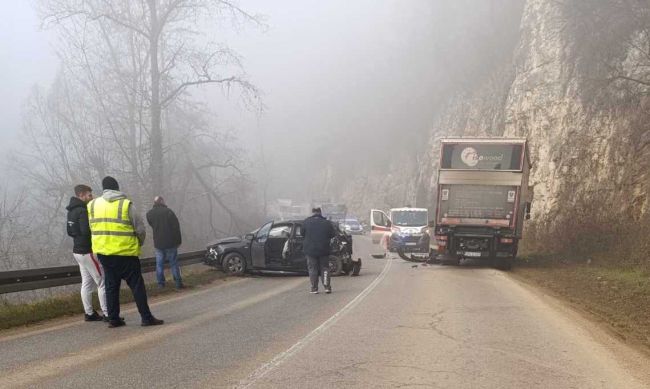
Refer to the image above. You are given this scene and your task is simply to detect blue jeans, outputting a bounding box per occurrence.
[155,248,182,287]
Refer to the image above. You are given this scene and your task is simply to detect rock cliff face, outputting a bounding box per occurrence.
[343,0,650,260]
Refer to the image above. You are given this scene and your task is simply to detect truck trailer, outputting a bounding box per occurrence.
[433,138,532,270]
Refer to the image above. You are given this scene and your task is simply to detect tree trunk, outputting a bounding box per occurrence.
[149,0,163,197]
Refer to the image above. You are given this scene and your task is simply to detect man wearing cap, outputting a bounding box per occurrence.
[302,207,336,294]
[88,176,163,328]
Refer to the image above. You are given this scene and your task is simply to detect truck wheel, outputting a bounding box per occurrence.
[222,253,246,276]
[328,256,343,276]
[427,250,441,264]
[441,255,461,266]
[495,258,512,271]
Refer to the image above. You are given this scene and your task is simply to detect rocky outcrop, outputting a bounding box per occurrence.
[343,0,650,260]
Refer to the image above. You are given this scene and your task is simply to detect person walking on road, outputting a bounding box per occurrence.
[66,184,108,322]
[88,176,163,328]
[146,196,183,289]
[303,207,335,294]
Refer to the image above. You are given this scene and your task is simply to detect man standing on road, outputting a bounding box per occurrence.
[88,176,163,328]
[66,184,108,322]
[146,196,183,289]
[303,207,335,294]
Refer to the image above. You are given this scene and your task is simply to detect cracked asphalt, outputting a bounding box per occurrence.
[1,236,648,388]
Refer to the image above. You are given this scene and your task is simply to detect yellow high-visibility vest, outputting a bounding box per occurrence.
[88,197,140,256]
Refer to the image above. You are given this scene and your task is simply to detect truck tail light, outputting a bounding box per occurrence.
[500,237,514,244]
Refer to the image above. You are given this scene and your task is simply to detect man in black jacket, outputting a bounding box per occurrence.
[146,196,183,289]
[303,208,335,294]
[66,184,108,322]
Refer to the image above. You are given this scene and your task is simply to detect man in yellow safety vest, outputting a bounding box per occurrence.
[88,176,164,328]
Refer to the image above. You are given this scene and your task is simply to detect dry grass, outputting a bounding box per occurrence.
[514,257,650,353]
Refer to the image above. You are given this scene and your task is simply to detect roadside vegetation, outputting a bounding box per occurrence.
[514,254,650,354]
[0,268,227,331]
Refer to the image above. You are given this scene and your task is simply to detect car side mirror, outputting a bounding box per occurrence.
[386,220,392,227]
[245,233,255,241]
[428,220,435,227]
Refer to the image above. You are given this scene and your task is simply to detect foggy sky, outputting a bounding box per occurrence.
[0,1,57,148]
[0,1,499,204]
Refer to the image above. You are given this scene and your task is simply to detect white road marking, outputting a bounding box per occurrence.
[235,257,393,389]
[0,277,249,343]
[0,278,302,388]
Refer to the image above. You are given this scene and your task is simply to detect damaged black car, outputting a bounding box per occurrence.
[204,219,361,276]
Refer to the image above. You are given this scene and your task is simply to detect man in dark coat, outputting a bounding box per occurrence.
[146,196,183,289]
[66,184,108,322]
[302,207,335,294]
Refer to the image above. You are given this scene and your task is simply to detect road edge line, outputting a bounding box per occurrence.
[235,257,393,389]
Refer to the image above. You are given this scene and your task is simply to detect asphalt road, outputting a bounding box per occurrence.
[0,236,648,388]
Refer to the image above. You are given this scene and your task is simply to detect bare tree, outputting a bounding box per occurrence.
[6,1,266,269]
[15,64,258,259]
[39,0,264,196]
[0,187,29,270]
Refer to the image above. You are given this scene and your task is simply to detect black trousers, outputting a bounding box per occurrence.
[306,255,330,290]
[97,254,153,322]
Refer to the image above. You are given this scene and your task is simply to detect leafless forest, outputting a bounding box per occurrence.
[1,0,649,271]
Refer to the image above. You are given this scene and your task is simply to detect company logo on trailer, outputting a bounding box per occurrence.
[460,147,479,167]
[460,147,504,167]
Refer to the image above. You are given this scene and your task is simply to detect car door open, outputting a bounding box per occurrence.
[289,223,307,269]
[370,209,391,244]
[252,221,272,268]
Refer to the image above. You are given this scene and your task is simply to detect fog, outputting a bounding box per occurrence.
[193,0,443,200]
[0,0,524,268]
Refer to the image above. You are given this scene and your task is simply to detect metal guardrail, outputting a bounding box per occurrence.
[0,250,206,294]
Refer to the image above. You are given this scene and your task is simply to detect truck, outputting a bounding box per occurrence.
[267,199,311,221]
[432,138,532,270]
[312,200,348,223]
[370,207,431,261]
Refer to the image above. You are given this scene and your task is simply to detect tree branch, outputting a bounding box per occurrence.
[607,74,650,87]
[162,76,241,106]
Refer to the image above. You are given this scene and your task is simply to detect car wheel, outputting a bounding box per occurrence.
[328,256,343,276]
[341,262,351,275]
[351,258,362,276]
[222,253,246,276]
